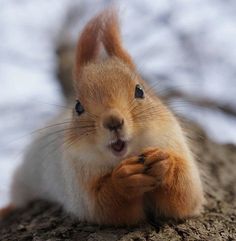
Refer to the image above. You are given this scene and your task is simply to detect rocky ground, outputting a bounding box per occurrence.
[0,47,235,241]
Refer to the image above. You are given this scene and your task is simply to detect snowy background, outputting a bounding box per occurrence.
[0,0,236,207]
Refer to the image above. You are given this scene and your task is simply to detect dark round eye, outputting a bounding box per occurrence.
[75,100,85,115]
[135,84,144,99]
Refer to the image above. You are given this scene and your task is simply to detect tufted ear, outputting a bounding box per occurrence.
[74,9,135,78]
[74,12,101,77]
[100,10,135,69]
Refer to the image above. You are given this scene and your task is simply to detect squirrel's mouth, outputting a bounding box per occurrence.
[109,139,127,157]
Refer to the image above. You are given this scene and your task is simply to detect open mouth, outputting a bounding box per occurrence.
[109,139,127,157]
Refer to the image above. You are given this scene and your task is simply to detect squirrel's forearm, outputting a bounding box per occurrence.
[87,173,145,226]
[147,152,204,219]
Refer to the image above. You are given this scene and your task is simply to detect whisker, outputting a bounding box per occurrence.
[132,104,160,117]
[127,99,137,112]
[32,121,72,132]
[145,81,162,95]
[37,126,94,141]
[36,101,73,110]
[39,128,96,160]
[77,125,96,129]
[86,110,99,120]
[0,121,75,151]
[132,108,171,121]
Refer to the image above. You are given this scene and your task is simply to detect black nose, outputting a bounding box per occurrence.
[103,115,124,131]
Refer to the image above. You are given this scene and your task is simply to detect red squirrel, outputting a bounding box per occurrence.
[0,10,204,226]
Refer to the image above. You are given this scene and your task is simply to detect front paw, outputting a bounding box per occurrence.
[111,155,157,199]
[140,148,173,185]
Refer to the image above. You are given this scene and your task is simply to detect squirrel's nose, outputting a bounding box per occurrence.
[103,115,124,131]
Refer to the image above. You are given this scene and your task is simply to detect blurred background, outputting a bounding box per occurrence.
[0,0,236,207]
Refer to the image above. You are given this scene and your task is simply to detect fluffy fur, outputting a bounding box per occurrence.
[1,9,204,225]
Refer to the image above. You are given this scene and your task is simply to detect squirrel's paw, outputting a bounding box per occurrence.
[140,148,173,185]
[112,155,157,199]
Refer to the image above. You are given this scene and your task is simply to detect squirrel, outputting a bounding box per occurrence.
[0,9,204,226]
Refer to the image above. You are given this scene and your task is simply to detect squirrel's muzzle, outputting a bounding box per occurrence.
[102,109,124,132]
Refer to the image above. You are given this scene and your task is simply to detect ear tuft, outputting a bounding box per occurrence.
[101,10,135,70]
[74,8,135,78]
[74,13,102,75]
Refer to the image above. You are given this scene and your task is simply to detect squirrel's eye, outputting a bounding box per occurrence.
[135,84,144,99]
[75,100,85,115]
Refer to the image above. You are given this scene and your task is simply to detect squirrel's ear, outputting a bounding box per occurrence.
[74,13,101,77]
[101,10,135,70]
[74,9,135,78]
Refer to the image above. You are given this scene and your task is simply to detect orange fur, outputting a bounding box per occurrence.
[67,8,203,224]
[74,9,135,82]
[74,12,101,75]
[141,148,202,219]
[83,148,201,225]
[101,11,135,70]
[88,171,145,226]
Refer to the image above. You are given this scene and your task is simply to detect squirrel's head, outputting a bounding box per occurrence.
[67,10,170,163]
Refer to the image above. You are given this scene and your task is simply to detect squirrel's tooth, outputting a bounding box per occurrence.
[109,140,117,145]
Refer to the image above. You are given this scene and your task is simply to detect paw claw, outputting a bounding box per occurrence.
[144,165,152,173]
[138,154,145,164]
